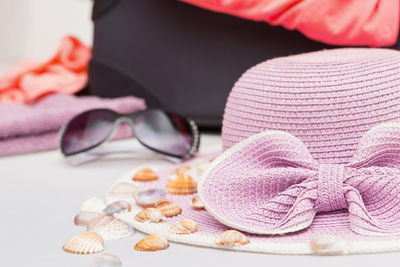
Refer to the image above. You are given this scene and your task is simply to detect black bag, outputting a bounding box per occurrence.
[89,0,333,128]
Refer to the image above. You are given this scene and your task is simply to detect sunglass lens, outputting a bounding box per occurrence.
[133,110,194,157]
[61,109,117,155]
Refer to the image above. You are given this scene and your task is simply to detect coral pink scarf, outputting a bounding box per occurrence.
[181,0,399,47]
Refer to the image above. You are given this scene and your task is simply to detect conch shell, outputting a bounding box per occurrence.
[63,232,104,254]
[133,168,158,182]
[166,174,197,195]
[216,230,249,247]
[135,208,166,223]
[169,219,198,234]
[154,200,182,217]
[134,234,169,251]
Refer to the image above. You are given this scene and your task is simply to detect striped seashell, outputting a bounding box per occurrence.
[135,208,166,223]
[154,200,182,217]
[108,182,138,201]
[216,230,249,247]
[87,215,135,240]
[74,211,101,226]
[63,232,104,254]
[80,196,106,213]
[102,200,131,215]
[134,234,169,251]
[190,194,205,210]
[166,174,197,195]
[133,168,158,182]
[310,235,348,255]
[170,219,198,234]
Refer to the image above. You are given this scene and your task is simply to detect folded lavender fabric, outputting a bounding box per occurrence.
[0,94,146,156]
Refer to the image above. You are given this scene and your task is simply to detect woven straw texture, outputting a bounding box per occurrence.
[222,48,400,164]
[109,156,400,255]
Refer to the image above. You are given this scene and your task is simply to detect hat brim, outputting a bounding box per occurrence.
[107,152,400,255]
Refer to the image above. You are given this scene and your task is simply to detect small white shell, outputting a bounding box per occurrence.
[80,196,106,213]
[87,215,135,240]
[310,235,348,255]
[170,219,198,234]
[107,182,138,202]
[63,232,104,254]
[102,200,131,215]
[74,211,101,226]
[93,253,122,267]
[190,194,205,210]
[135,208,166,223]
[133,188,167,207]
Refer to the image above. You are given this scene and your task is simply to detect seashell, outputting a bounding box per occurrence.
[133,168,158,182]
[134,188,167,207]
[93,253,122,267]
[74,211,101,226]
[135,208,166,223]
[102,200,131,215]
[134,234,169,251]
[190,194,205,210]
[170,219,198,234]
[80,196,106,213]
[166,174,197,195]
[310,235,347,255]
[173,166,191,176]
[154,200,182,217]
[216,230,249,247]
[87,215,135,240]
[63,232,104,254]
[108,182,138,200]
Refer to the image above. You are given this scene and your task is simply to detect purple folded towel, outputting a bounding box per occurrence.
[0,94,146,156]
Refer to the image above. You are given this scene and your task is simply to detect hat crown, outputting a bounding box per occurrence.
[222,48,400,164]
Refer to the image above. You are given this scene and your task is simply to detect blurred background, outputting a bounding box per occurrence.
[0,0,92,68]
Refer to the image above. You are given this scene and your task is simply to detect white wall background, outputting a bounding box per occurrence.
[0,0,93,68]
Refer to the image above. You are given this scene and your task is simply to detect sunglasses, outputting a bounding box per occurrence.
[59,109,200,164]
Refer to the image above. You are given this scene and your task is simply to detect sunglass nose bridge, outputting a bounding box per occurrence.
[114,116,136,137]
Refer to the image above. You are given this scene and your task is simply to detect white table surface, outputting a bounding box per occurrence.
[1,133,399,267]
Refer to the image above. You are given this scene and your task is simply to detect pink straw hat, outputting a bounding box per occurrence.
[112,48,400,255]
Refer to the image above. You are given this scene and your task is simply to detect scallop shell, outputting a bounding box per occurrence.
[74,211,101,226]
[93,253,122,267]
[63,232,104,254]
[135,208,166,223]
[170,219,198,234]
[87,215,135,240]
[102,200,131,215]
[134,188,167,207]
[154,200,182,217]
[190,194,205,210]
[134,234,169,251]
[310,235,348,255]
[216,230,249,247]
[133,168,158,182]
[108,182,138,201]
[166,174,197,195]
[80,196,106,213]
